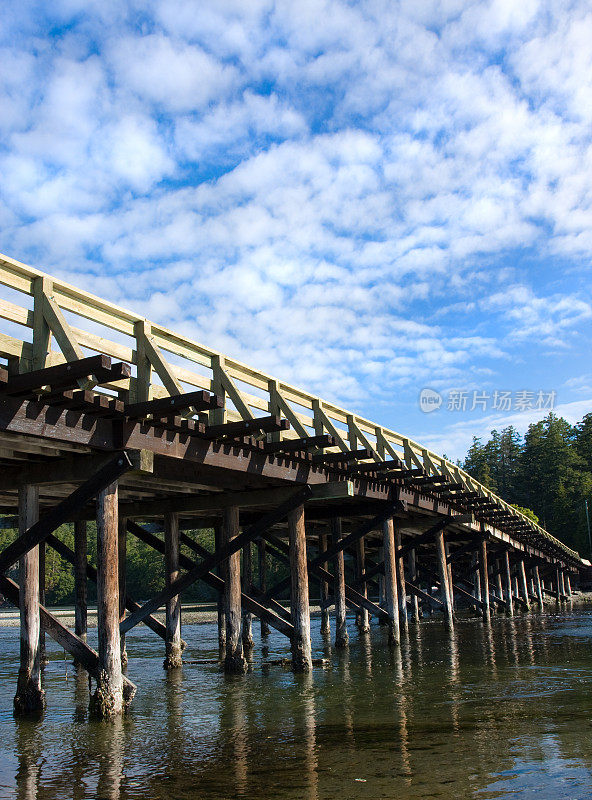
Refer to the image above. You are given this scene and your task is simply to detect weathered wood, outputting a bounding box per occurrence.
[264,434,336,453]
[222,506,247,673]
[204,415,289,439]
[241,541,254,650]
[215,524,226,648]
[118,518,127,667]
[318,533,331,636]
[38,540,46,665]
[503,551,514,616]
[382,517,400,644]
[355,536,370,632]
[395,529,408,634]
[435,529,454,627]
[0,452,132,574]
[479,539,490,623]
[0,354,115,396]
[534,565,544,607]
[14,485,45,715]
[74,520,87,642]
[331,518,348,647]
[163,512,183,669]
[408,548,420,623]
[257,539,270,637]
[289,505,312,672]
[518,558,530,611]
[312,448,371,464]
[124,389,221,419]
[90,481,124,717]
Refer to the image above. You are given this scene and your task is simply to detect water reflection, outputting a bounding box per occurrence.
[2,609,592,800]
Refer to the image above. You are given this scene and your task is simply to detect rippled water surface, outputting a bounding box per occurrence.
[2,608,592,799]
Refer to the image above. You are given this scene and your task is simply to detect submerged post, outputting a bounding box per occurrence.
[14,485,45,716]
[257,539,271,637]
[289,505,312,672]
[355,535,370,633]
[74,520,87,643]
[478,537,490,624]
[318,532,331,636]
[503,551,514,616]
[91,481,124,717]
[331,517,348,648]
[382,517,400,644]
[164,511,183,669]
[222,506,247,674]
[241,541,254,650]
[435,529,453,627]
[214,524,226,650]
[395,529,408,634]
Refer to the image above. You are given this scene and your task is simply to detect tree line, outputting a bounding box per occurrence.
[461,411,592,555]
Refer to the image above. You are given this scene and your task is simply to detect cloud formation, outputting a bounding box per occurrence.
[0,0,591,456]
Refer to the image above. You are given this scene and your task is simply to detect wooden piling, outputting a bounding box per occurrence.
[288,505,312,672]
[478,538,490,623]
[382,517,400,645]
[495,565,504,608]
[408,548,420,623]
[534,565,543,608]
[90,481,124,717]
[38,541,47,665]
[257,539,271,637]
[518,559,530,612]
[355,536,370,633]
[503,551,514,616]
[14,485,45,716]
[222,506,247,674]
[241,541,254,650]
[118,518,127,667]
[214,524,226,650]
[435,529,454,627]
[331,517,348,648]
[318,533,331,636]
[565,573,572,598]
[164,512,183,669]
[471,552,482,613]
[395,529,408,634]
[445,542,454,614]
[74,520,87,642]
[555,568,561,604]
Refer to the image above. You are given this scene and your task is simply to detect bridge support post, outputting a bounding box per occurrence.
[518,559,530,612]
[565,573,572,598]
[478,538,490,624]
[355,536,370,633]
[242,541,254,651]
[118,517,128,668]
[74,520,88,644]
[503,551,514,616]
[14,485,45,716]
[90,481,124,717]
[395,529,408,634]
[318,533,331,636]
[471,552,482,613]
[382,517,400,644]
[257,539,271,637]
[445,542,454,614]
[555,568,562,604]
[495,563,504,611]
[533,565,544,608]
[435,529,453,627]
[38,542,46,666]
[331,518,348,647]
[214,524,226,650]
[289,505,312,672]
[164,512,183,669]
[222,506,248,674]
[408,548,420,623]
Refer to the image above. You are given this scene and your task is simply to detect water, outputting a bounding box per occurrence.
[2,609,592,800]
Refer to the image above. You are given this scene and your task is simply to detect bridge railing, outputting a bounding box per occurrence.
[0,252,580,563]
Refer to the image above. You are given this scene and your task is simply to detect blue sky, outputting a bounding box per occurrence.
[1,0,591,460]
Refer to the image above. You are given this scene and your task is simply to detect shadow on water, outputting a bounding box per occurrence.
[2,608,592,799]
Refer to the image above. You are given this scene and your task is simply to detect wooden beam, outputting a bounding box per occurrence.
[203,415,289,440]
[264,435,336,454]
[124,390,222,419]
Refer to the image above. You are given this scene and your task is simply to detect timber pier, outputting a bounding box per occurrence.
[0,252,586,717]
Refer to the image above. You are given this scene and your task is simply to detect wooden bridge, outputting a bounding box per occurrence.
[0,252,585,717]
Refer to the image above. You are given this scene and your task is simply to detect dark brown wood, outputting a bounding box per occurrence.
[222,506,247,674]
[264,434,336,453]
[118,517,127,667]
[382,517,400,644]
[204,415,289,439]
[0,452,132,574]
[257,539,270,637]
[318,533,330,636]
[14,485,45,715]
[74,520,87,642]
[312,448,371,464]
[214,524,226,649]
[0,354,113,396]
[38,540,46,665]
[408,548,420,623]
[90,481,124,717]
[395,528,408,634]
[331,518,348,647]
[355,536,370,633]
[518,558,530,611]
[289,505,312,672]
[124,389,222,419]
[479,538,491,623]
[164,512,183,668]
[435,529,454,627]
[241,541,254,650]
[503,550,514,616]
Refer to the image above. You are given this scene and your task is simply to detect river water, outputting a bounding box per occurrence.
[1,608,592,800]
